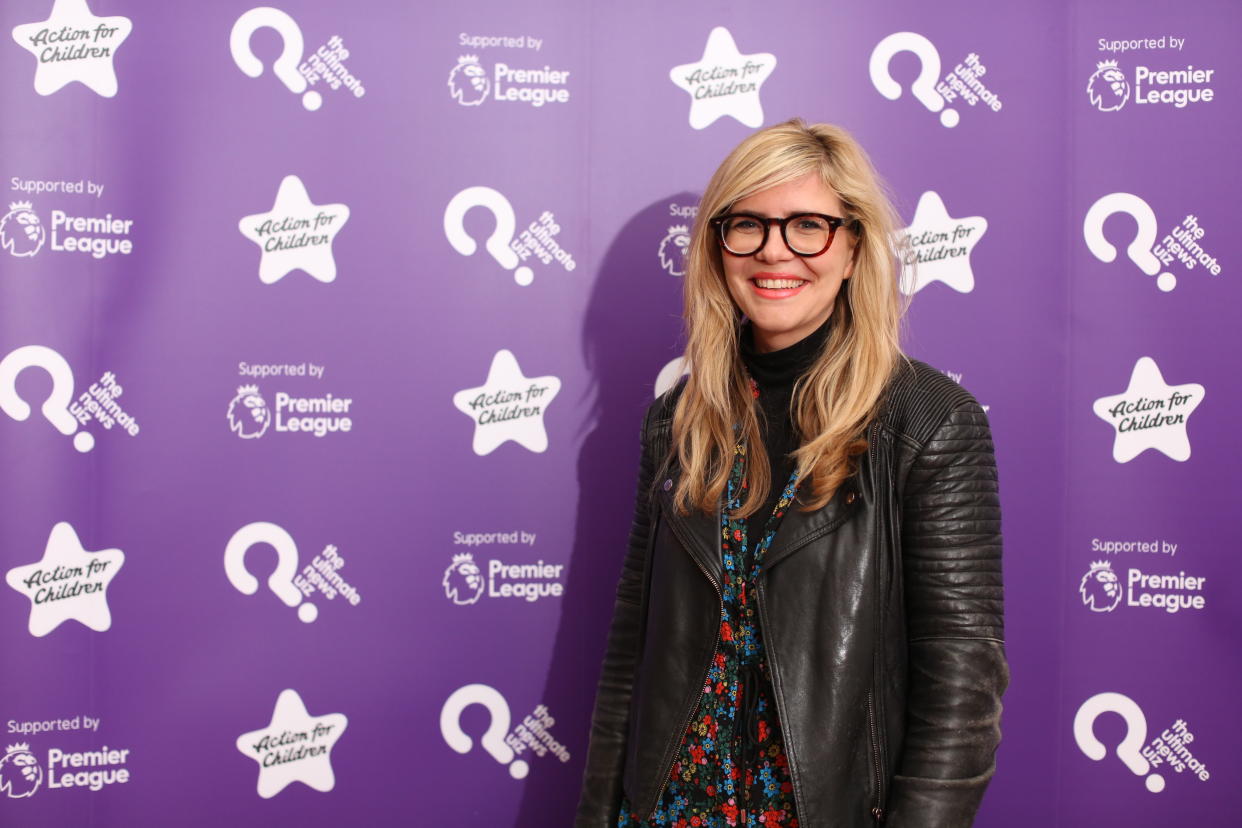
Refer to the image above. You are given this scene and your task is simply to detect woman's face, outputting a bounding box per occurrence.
[721,172,855,353]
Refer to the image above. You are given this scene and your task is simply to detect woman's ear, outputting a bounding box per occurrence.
[842,237,859,280]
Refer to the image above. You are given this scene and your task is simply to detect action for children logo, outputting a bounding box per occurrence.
[3,177,133,260]
[453,350,561,455]
[444,531,564,605]
[897,191,987,294]
[230,7,365,111]
[1,743,42,798]
[0,345,139,452]
[1078,559,1206,615]
[1087,37,1215,112]
[226,361,349,440]
[447,32,568,108]
[444,186,576,287]
[870,32,1003,128]
[11,0,131,97]
[5,522,123,637]
[670,27,775,129]
[1092,356,1203,463]
[1084,192,1222,292]
[239,176,349,284]
[440,684,570,779]
[1074,692,1209,792]
[225,521,362,624]
[1,740,132,797]
[236,689,347,798]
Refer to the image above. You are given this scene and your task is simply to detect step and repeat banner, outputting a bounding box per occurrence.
[1,1,1237,825]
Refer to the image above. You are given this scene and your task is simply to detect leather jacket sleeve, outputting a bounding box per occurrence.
[575,401,661,827]
[887,400,1009,827]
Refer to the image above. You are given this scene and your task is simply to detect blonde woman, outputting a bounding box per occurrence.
[577,120,1008,828]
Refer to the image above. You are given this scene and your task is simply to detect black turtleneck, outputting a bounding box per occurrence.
[738,316,832,553]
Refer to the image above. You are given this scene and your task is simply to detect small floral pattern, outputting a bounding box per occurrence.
[619,434,801,827]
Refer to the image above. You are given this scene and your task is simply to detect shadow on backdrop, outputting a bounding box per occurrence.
[513,194,697,826]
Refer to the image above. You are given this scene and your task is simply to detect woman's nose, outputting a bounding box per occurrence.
[755,221,794,262]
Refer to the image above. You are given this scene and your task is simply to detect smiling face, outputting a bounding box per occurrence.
[720,172,855,353]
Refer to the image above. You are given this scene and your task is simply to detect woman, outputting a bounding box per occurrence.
[577,120,1007,828]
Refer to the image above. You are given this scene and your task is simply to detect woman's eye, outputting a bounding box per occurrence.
[732,219,761,231]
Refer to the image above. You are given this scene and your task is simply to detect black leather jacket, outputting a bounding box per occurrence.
[577,358,1008,828]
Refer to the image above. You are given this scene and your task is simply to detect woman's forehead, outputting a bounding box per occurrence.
[732,173,843,214]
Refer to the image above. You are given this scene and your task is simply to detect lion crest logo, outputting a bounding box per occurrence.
[1080,560,1123,612]
[658,225,691,277]
[0,202,46,257]
[1087,60,1130,112]
[227,385,272,439]
[443,552,485,605]
[0,743,42,799]
[448,55,490,106]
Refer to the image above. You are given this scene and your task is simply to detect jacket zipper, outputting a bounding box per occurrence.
[867,688,885,821]
[646,510,724,822]
[867,420,887,822]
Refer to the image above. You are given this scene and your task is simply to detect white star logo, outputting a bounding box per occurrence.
[239,175,350,284]
[6,522,124,636]
[236,689,348,798]
[453,350,561,455]
[670,27,776,129]
[899,191,987,295]
[1092,357,1204,463]
[11,0,132,98]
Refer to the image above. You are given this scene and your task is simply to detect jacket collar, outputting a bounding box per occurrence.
[655,435,868,588]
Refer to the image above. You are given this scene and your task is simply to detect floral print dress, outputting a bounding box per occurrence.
[618,440,801,828]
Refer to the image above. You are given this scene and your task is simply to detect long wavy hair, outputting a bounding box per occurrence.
[671,119,907,517]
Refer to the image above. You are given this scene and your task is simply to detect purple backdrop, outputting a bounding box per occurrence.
[1,0,1237,825]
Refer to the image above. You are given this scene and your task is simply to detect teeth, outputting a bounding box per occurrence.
[755,279,804,289]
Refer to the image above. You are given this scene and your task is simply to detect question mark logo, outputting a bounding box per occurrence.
[230,7,322,111]
[1074,692,1165,793]
[439,684,529,779]
[443,187,535,287]
[224,522,317,622]
[0,345,94,452]
[870,32,958,128]
[1084,193,1177,292]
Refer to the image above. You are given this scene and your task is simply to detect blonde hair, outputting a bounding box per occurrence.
[671,119,907,517]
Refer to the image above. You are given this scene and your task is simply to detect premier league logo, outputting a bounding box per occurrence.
[658,225,691,277]
[0,743,42,799]
[1087,60,1130,112]
[448,55,490,106]
[227,385,272,439]
[1080,560,1123,612]
[442,553,485,605]
[0,202,46,257]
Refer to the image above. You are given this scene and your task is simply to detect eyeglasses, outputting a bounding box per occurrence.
[709,212,854,257]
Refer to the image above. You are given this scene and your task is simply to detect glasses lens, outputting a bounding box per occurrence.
[785,215,834,255]
[720,216,765,255]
